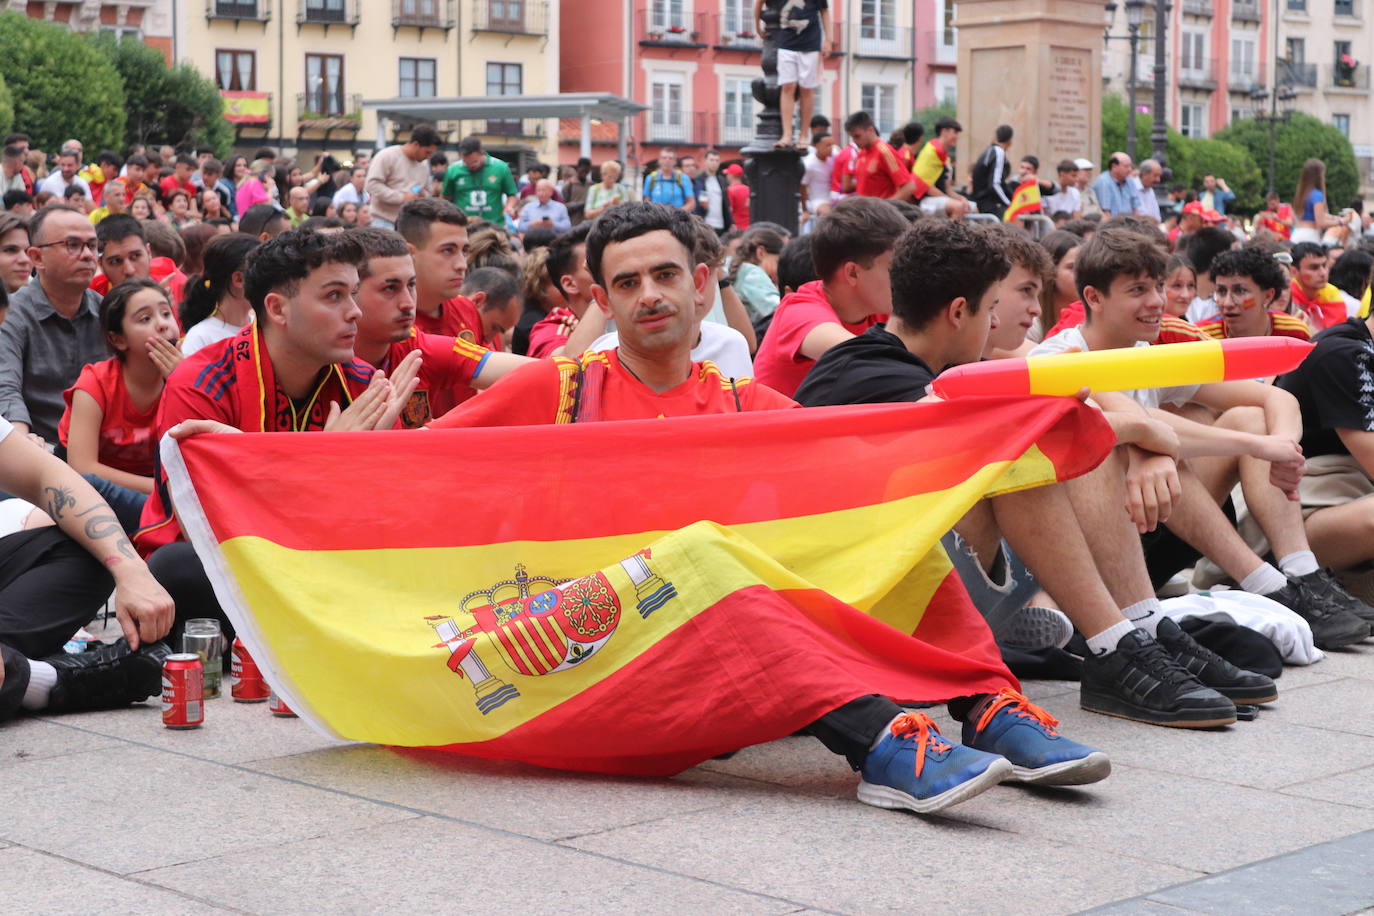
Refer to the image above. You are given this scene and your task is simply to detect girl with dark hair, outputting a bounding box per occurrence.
[1029,229,1081,340]
[728,224,786,322]
[58,279,181,530]
[179,232,260,356]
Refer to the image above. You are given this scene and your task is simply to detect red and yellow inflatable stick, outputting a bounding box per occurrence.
[931,337,1315,399]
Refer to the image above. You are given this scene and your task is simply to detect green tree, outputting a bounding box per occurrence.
[0,72,13,138]
[1171,137,1264,213]
[1214,112,1360,209]
[912,103,957,130]
[95,37,231,156]
[1100,93,1187,172]
[0,13,125,152]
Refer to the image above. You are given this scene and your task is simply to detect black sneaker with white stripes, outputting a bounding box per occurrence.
[1080,628,1236,728]
[1154,617,1277,705]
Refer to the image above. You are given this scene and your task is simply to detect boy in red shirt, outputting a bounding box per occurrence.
[526,223,596,358]
[394,198,491,343]
[752,196,908,396]
[843,111,914,201]
[349,227,531,425]
[724,164,750,230]
[158,154,197,203]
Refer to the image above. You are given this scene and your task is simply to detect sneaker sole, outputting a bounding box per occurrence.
[1080,692,1236,728]
[857,758,1013,815]
[1313,627,1371,651]
[1214,686,1278,705]
[1008,751,1112,787]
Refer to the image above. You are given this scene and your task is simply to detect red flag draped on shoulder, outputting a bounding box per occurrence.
[165,397,1114,776]
[1003,179,1041,222]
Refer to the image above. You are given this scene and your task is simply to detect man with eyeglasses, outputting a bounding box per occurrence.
[0,205,105,445]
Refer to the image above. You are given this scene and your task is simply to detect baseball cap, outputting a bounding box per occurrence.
[1073,158,1094,170]
[1203,208,1225,222]
[724,164,744,177]
[1182,201,1205,216]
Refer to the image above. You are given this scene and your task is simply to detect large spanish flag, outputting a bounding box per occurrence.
[166,397,1114,775]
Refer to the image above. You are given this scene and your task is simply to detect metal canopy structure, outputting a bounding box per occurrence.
[362,93,647,162]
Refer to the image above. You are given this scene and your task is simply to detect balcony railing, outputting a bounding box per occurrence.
[207,0,270,20]
[644,111,709,145]
[1277,60,1318,87]
[718,117,755,147]
[392,0,453,28]
[471,0,548,35]
[296,92,362,127]
[713,13,761,50]
[1232,0,1261,21]
[1178,59,1218,89]
[923,30,957,65]
[298,0,357,24]
[637,8,707,46]
[1227,64,1266,93]
[850,23,914,60]
[1328,62,1370,89]
[1181,0,1212,15]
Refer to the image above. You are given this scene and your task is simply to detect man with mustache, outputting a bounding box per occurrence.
[430,202,1110,814]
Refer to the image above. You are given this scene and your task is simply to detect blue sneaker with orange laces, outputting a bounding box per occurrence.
[962,688,1111,786]
[857,712,1012,814]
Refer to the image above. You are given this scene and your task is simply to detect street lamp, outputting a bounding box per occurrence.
[1104,0,1148,161]
[1250,85,1297,196]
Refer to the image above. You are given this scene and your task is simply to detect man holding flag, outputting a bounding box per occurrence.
[1002,156,1058,224]
[430,202,1110,811]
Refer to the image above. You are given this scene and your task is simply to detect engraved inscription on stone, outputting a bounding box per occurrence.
[1046,48,1092,162]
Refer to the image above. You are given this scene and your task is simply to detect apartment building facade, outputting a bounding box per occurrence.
[179,0,560,158]
[0,0,174,60]
[1102,0,1371,191]
[558,0,945,168]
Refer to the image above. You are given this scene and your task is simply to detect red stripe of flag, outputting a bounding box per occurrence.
[180,398,1112,551]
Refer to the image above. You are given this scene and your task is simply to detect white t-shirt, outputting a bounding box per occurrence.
[1185,296,1215,324]
[0,414,12,445]
[801,151,834,206]
[1042,185,1080,217]
[1029,326,1199,409]
[182,315,251,356]
[704,174,724,229]
[590,323,754,380]
[333,183,368,206]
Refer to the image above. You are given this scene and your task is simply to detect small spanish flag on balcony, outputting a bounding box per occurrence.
[164,397,1113,775]
[1003,178,1042,222]
[221,90,270,124]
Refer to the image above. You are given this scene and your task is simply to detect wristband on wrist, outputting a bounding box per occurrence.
[718,277,731,290]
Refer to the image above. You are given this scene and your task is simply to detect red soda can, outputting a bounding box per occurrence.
[161,653,204,729]
[230,638,269,702]
[268,690,297,718]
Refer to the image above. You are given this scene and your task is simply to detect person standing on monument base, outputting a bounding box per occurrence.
[756,0,833,150]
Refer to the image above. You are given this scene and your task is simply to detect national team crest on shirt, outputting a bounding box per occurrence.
[457,329,477,343]
[424,550,676,714]
[400,389,431,428]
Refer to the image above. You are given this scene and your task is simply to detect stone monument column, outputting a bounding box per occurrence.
[742,0,804,234]
[954,0,1103,175]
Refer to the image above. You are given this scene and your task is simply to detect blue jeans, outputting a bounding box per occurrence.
[82,475,148,535]
[943,531,1039,643]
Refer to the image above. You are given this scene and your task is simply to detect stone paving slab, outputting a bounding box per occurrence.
[1282,763,1374,810]
[0,744,416,875]
[1,846,231,915]
[1,715,121,768]
[245,743,793,841]
[139,816,810,915]
[563,790,1201,914]
[1088,829,1374,916]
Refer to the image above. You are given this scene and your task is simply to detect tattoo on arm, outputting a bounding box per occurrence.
[44,486,76,519]
[76,505,138,560]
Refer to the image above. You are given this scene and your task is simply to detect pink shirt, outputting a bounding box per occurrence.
[236,179,269,217]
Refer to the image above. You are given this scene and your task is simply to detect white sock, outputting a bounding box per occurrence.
[1085,620,1138,657]
[870,713,906,750]
[1121,598,1164,636]
[19,660,57,711]
[1278,550,1319,578]
[1240,562,1288,596]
